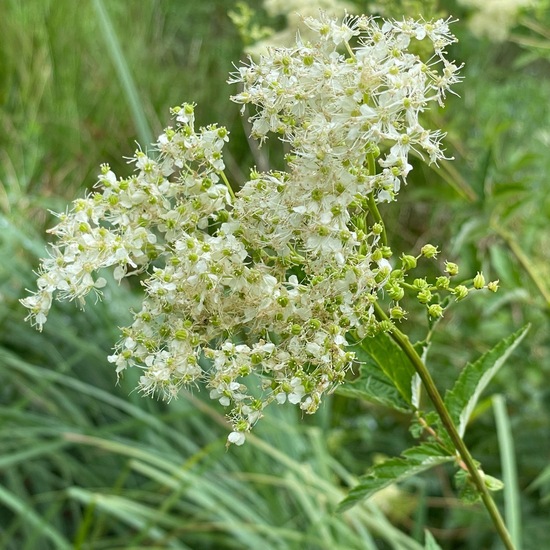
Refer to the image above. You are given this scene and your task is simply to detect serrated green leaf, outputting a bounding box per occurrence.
[338,443,454,512]
[444,325,529,437]
[454,469,481,504]
[353,331,417,406]
[401,443,450,462]
[337,355,412,412]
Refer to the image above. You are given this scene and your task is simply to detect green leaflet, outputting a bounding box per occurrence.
[337,353,413,413]
[338,443,454,512]
[351,331,417,407]
[444,325,529,437]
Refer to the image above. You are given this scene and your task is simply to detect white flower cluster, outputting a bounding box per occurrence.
[244,0,356,57]
[22,13,461,445]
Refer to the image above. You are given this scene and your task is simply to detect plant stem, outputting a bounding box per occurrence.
[365,151,387,248]
[219,170,237,201]
[373,301,516,550]
[367,192,387,247]
[492,224,550,310]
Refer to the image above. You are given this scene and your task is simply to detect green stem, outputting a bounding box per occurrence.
[373,302,516,550]
[366,153,387,247]
[219,170,237,202]
[493,224,550,310]
[367,193,387,247]
[345,40,356,60]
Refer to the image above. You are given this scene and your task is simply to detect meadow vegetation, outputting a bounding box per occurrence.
[1,1,549,548]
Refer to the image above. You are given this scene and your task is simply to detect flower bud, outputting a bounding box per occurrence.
[417,289,433,304]
[421,244,439,258]
[372,223,384,235]
[435,276,450,290]
[380,246,393,258]
[390,306,406,320]
[372,248,384,262]
[453,285,469,301]
[412,278,429,290]
[387,283,405,301]
[390,269,404,281]
[401,254,417,271]
[428,304,444,318]
[473,272,486,289]
[445,261,459,276]
[379,319,394,333]
[488,280,500,292]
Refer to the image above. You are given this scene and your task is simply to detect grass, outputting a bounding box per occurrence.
[1,0,550,548]
[0,320,427,548]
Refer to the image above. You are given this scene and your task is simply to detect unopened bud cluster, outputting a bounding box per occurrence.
[22,13,463,445]
[387,248,499,320]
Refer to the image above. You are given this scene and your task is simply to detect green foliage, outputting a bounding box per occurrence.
[353,332,418,407]
[339,333,417,412]
[2,0,550,548]
[338,443,455,512]
[444,325,530,437]
[337,349,413,413]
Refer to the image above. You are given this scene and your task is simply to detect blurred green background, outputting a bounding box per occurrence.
[1,0,549,548]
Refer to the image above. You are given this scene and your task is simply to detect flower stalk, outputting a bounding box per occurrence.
[373,301,516,550]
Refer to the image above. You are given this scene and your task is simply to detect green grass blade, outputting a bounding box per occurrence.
[493,394,522,549]
[92,0,153,148]
[0,483,72,550]
[0,440,68,469]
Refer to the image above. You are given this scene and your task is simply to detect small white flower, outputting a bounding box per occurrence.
[227,431,246,446]
[23,13,460,443]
